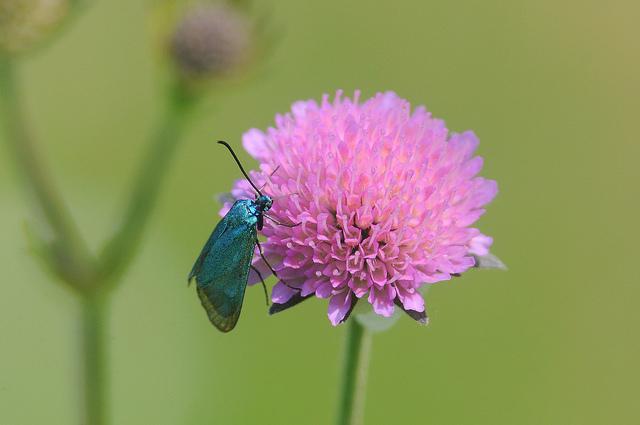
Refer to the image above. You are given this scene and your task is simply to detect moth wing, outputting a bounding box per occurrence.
[190,213,257,332]
[188,212,231,282]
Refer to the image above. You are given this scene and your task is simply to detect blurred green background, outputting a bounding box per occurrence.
[1,0,638,424]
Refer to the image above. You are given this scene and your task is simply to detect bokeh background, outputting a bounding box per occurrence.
[1,0,638,424]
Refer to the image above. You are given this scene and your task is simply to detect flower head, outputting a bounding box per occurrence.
[222,90,498,326]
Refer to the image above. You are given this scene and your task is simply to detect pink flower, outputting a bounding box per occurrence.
[221,90,498,326]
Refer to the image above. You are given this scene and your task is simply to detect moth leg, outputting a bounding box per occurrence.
[251,265,269,306]
[258,166,280,192]
[255,238,300,291]
[264,213,301,228]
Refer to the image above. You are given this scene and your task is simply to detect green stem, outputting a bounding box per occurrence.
[0,55,95,290]
[1,54,196,425]
[97,81,194,286]
[81,294,109,425]
[336,319,373,425]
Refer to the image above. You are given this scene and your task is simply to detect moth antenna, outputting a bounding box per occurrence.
[217,140,263,196]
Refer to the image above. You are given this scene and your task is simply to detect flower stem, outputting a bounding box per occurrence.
[81,293,109,425]
[0,54,95,290]
[1,53,197,425]
[336,318,372,425]
[96,80,195,286]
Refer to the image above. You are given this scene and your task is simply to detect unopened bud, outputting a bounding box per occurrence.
[170,3,251,78]
[0,0,69,53]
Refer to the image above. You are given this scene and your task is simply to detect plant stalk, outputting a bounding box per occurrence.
[97,80,194,286]
[0,55,95,290]
[81,294,109,425]
[336,318,373,425]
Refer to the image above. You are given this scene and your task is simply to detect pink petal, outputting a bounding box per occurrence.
[468,234,494,256]
[368,286,396,317]
[242,128,270,161]
[271,282,297,304]
[327,290,353,326]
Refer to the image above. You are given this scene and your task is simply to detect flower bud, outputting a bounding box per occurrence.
[170,3,251,79]
[0,0,69,54]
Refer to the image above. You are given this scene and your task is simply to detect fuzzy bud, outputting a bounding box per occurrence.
[0,0,69,53]
[170,3,251,78]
